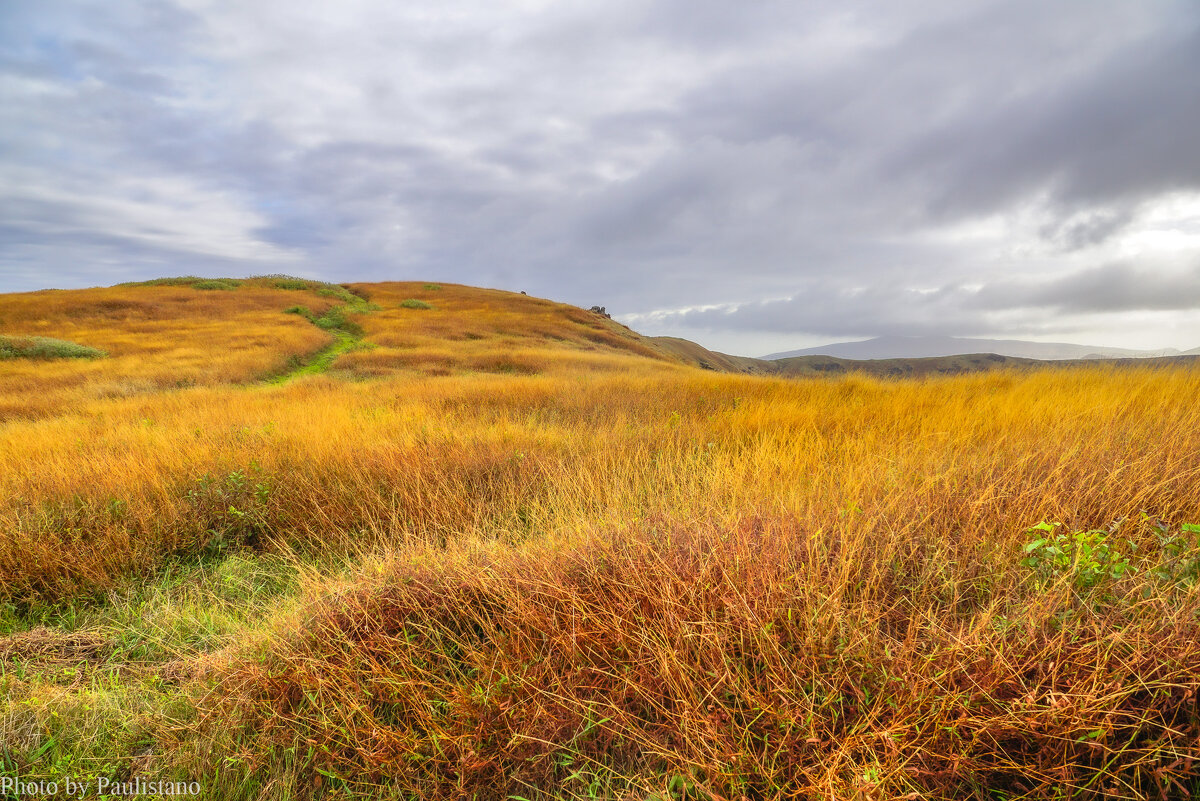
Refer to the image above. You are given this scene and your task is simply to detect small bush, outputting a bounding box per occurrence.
[316,286,358,304]
[184,468,273,555]
[283,305,314,320]
[422,283,442,291]
[1021,521,1133,591]
[0,335,106,360]
[314,307,364,337]
[401,299,433,310]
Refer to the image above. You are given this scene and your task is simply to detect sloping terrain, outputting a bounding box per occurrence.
[2,279,1200,799]
[5,277,1194,423]
[0,278,340,419]
[0,278,682,420]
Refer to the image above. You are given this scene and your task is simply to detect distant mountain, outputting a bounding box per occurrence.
[1185,345,1200,356]
[763,335,1181,361]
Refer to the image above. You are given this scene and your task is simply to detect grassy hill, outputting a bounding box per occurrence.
[2,279,1200,799]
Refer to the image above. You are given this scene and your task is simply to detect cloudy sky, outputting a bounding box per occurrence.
[3,0,1199,355]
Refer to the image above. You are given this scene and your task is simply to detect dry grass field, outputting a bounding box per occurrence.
[2,278,1199,800]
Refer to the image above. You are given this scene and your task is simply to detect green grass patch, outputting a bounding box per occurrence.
[272,279,315,291]
[316,286,358,304]
[313,307,364,337]
[272,294,377,382]
[117,276,206,288]
[0,335,106,360]
[191,279,241,291]
[269,331,361,383]
[118,277,241,291]
[0,551,308,789]
[283,305,314,320]
[401,298,433,310]
[422,283,442,291]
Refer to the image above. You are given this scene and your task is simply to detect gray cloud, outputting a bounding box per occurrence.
[2,0,1199,352]
[631,261,1200,344]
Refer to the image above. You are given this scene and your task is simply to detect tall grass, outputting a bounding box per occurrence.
[1,281,1199,798]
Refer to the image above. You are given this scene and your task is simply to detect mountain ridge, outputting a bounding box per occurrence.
[763,335,1180,361]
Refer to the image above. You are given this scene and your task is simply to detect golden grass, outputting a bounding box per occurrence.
[0,281,340,419]
[334,281,672,379]
[2,280,1200,798]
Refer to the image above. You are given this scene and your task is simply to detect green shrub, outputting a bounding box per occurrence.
[316,286,358,304]
[422,284,442,291]
[1021,521,1133,591]
[401,299,433,310]
[184,468,273,555]
[0,335,106,360]
[1144,517,1200,586]
[283,305,314,320]
[314,307,364,337]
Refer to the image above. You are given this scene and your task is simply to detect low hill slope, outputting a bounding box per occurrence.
[4,278,1197,422]
[0,277,343,418]
[335,281,677,378]
[645,336,777,374]
[0,278,683,419]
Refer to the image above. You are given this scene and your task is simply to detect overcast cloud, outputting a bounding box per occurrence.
[2,0,1199,354]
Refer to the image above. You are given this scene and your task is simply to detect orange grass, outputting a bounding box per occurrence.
[0,280,340,419]
[2,281,1200,798]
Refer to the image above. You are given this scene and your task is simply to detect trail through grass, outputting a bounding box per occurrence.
[268,285,377,382]
[266,328,360,383]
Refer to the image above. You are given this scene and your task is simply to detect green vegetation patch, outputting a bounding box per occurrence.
[190,279,241,291]
[282,305,363,337]
[272,278,316,291]
[316,286,358,304]
[422,283,442,291]
[313,306,364,338]
[401,298,433,310]
[0,335,106,360]
[118,276,241,291]
[272,289,378,381]
[1022,515,1200,595]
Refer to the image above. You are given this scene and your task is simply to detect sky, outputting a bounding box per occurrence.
[2,0,1200,356]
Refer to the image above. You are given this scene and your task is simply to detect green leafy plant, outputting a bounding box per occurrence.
[1145,514,1200,586]
[401,298,433,310]
[184,468,273,555]
[1021,521,1134,590]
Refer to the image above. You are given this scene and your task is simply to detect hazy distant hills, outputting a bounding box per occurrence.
[763,335,1182,361]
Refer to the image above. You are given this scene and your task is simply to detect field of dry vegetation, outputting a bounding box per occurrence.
[1,277,1199,800]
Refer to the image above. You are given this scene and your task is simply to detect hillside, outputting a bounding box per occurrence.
[2,279,1200,799]
[654,336,1200,379]
[4,279,1195,424]
[0,278,687,419]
